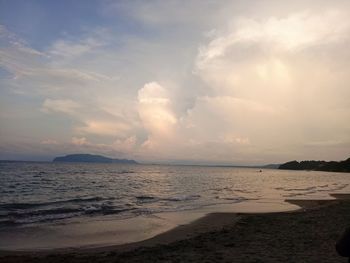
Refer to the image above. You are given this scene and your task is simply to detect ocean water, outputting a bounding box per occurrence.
[1,161,350,228]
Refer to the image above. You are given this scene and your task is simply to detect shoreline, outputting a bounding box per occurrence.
[0,199,300,252]
[89,193,349,253]
[1,193,350,262]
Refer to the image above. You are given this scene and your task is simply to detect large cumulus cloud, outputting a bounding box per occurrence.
[1,1,350,164]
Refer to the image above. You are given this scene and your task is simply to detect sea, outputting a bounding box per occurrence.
[1,161,350,229]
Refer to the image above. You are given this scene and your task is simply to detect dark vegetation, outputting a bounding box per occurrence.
[279,158,350,173]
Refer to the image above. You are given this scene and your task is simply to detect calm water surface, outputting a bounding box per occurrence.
[1,162,349,228]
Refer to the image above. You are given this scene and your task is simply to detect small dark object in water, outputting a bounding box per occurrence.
[336,227,350,261]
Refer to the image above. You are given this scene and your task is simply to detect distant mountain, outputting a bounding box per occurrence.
[53,154,138,164]
[279,158,350,173]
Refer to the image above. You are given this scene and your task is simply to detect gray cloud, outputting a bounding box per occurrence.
[1,1,350,164]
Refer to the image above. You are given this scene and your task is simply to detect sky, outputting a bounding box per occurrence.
[0,0,350,165]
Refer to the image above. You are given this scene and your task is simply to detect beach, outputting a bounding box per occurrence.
[1,193,349,262]
[2,1,350,262]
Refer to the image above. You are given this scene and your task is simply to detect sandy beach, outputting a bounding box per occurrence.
[2,0,350,262]
[1,193,349,262]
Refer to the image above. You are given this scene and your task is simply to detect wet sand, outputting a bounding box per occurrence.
[0,199,299,251]
[1,194,350,262]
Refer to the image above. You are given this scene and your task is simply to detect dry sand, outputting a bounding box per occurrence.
[1,194,350,262]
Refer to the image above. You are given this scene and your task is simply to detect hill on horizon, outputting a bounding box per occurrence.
[279,157,350,173]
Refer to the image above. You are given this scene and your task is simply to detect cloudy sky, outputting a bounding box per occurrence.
[0,0,350,164]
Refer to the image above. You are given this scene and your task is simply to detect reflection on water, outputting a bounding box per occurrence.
[0,162,349,227]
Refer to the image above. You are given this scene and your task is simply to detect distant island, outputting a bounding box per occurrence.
[279,157,350,173]
[53,154,138,164]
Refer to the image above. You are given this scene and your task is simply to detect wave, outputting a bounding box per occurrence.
[2,162,349,229]
[0,204,136,227]
[8,207,82,217]
[136,196,156,200]
[84,206,135,216]
[136,194,201,203]
[162,194,201,202]
[232,189,257,194]
[219,196,251,202]
[278,186,317,192]
[117,170,135,174]
[0,197,109,210]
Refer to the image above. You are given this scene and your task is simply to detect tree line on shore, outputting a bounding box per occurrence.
[279,158,350,173]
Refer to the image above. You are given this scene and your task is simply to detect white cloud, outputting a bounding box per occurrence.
[41,99,81,114]
[49,38,103,59]
[137,82,178,151]
[71,137,88,146]
[77,120,132,137]
[191,8,350,162]
[112,136,137,153]
[1,2,350,163]
[201,10,350,57]
[40,139,59,145]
